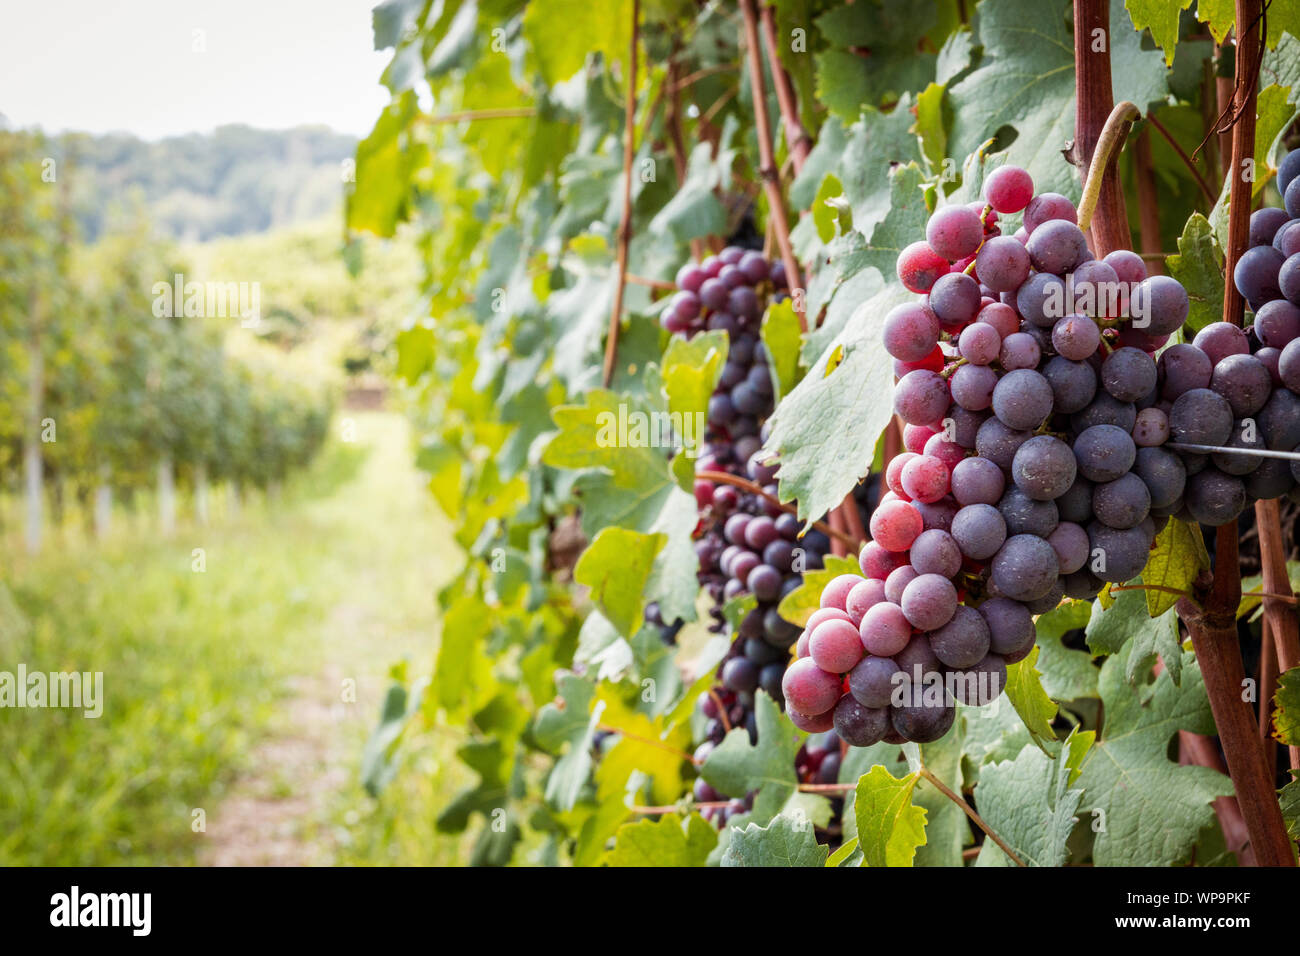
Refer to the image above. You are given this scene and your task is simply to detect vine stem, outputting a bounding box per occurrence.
[625,273,675,290]
[696,470,858,548]
[1145,113,1218,203]
[630,801,733,814]
[596,723,700,765]
[740,0,806,333]
[917,767,1027,867]
[422,107,536,124]
[1075,100,1140,237]
[601,0,640,388]
[1070,0,1130,257]
[1254,497,1300,771]
[758,4,812,173]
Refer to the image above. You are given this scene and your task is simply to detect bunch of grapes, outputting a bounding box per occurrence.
[782,163,1213,746]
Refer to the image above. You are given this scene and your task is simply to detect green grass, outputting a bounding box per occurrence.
[0,411,470,865]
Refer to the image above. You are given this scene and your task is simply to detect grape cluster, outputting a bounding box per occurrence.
[782,163,1209,745]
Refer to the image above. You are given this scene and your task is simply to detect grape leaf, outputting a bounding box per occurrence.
[948,0,1167,194]
[1141,519,1210,616]
[722,813,830,867]
[1195,0,1235,42]
[574,527,665,637]
[761,299,803,402]
[603,813,717,867]
[1034,600,1101,701]
[1005,645,1059,746]
[534,673,604,811]
[347,91,423,236]
[974,729,1093,866]
[777,553,863,627]
[812,2,942,121]
[1274,666,1300,746]
[1086,586,1184,685]
[853,765,929,867]
[1074,644,1232,866]
[523,0,633,86]
[961,700,1035,782]
[1281,771,1300,840]
[701,691,802,825]
[596,687,693,806]
[1125,0,1194,66]
[1257,84,1300,187]
[660,331,728,455]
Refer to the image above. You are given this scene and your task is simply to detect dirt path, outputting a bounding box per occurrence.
[200,412,454,866]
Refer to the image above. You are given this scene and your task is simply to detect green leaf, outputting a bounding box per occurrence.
[949,0,1166,194]
[812,173,851,243]
[523,0,633,86]
[761,300,803,402]
[833,98,926,242]
[701,691,802,825]
[574,527,665,637]
[1256,84,1300,194]
[1004,645,1059,746]
[1274,666,1300,746]
[661,330,728,455]
[648,141,728,242]
[1238,560,1300,619]
[534,673,603,812]
[722,813,830,867]
[603,812,717,866]
[974,730,1093,866]
[777,554,863,628]
[826,837,861,867]
[1141,519,1209,616]
[1034,600,1100,701]
[853,765,929,867]
[1075,644,1232,866]
[347,91,422,236]
[1280,771,1300,841]
[1085,587,1184,685]
[1195,0,1235,42]
[1125,0,1194,66]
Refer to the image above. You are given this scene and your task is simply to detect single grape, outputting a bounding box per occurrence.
[998,485,1059,537]
[975,235,1032,291]
[844,578,886,625]
[910,528,963,578]
[951,456,1006,506]
[950,363,999,411]
[1158,343,1213,400]
[1259,388,1300,449]
[1011,434,1077,501]
[1023,192,1078,232]
[1282,339,1300,392]
[901,454,952,503]
[983,165,1034,213]
[859,602,913,657]
[959,321,1003,365]
[1042,355,1098,414]
[928,606,992,669]
[1129,275,1190,335]
[929,272,982,327]
[1052,314,1102,360]
[1210,425,1264,476]
[998,331,1043,371]
[991,534,1059,601]
[1253,299,1300,348]
[923,433,966,471]
[1250,207,1291,247]
[809,618,866,674]
[1233,245,1285,305]
[992,368,1054,431]
[1276,220,1300,257]
[900,573,958,631]
[1101,347,1158,403]
[1073,424,1137,482]
[1184,467,1248,526]
[927,205,985,260]
[975,417,1032,472]
[820,573,864,610]
[884,565,919,605]
[1057,474,1095,523]
[1192,322,1250,366]
[951,503,1007,560]
[1027,219,1089,275]
[897,241,950,293]
[1046,521,1090,574]
[1169,388,1234,447]
[869,498,925,552]
[978,301,1022,338]
[848,655,903,709]
[1132,407,1170,446]
[1017,272,1068,327]
[782,657,843,717]
[1211,353,1272,417]
[1092,472,1151,529]
[1104,249,1148,284]
[883,302,942,361]
[1280,149,1300,195]
[833,695,889,747]
[894,369,952,425]
[1087,521,1154,582]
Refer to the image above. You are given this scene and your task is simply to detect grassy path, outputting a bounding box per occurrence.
[0,412,467,865]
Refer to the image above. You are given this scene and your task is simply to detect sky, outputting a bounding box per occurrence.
[0,0,394,139]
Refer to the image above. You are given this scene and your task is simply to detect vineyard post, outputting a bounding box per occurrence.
[601,0,640,388]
